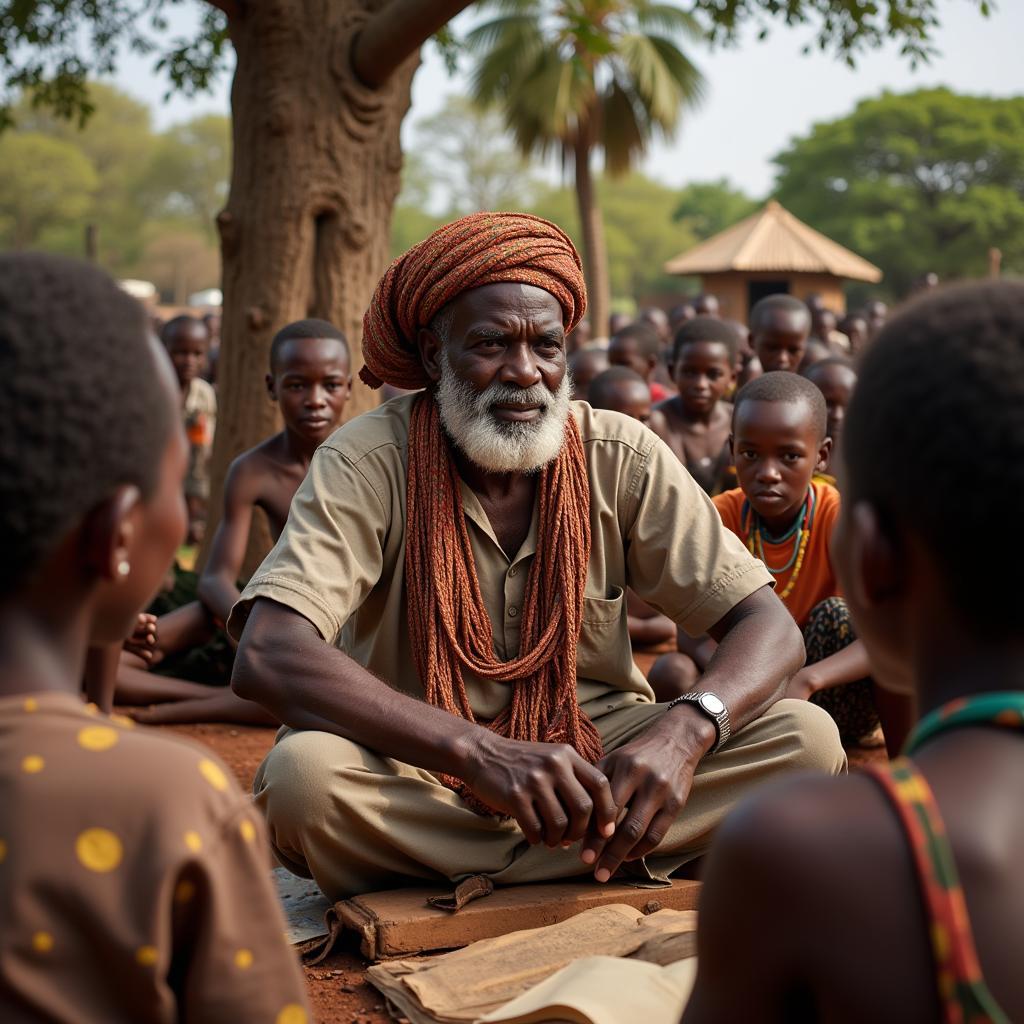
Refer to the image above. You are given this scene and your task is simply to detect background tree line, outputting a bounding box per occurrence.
[0,83,229,303]
[6,82,1022,311]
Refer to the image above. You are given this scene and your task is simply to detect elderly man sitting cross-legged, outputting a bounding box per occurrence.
[228,213,845,902]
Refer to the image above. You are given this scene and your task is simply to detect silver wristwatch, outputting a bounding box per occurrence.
[666,691,731,754]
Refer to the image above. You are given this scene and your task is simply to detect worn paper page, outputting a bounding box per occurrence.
[479,955,698,1024]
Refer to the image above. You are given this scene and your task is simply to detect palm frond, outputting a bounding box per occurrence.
[468,21,547,106]
[464,14,540,54]
[615,32,703,131]
[631,2,703,42]
[600,78,646,177]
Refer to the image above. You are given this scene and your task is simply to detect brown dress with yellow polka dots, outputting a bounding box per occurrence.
[0,692,309,1023]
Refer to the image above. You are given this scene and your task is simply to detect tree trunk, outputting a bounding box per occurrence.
[573,132,611,342]
[205,0,420,574]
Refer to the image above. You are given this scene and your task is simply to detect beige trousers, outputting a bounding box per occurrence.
[253,697,846,901]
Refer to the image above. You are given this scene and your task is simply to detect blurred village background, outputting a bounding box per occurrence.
[3,2,1022,324]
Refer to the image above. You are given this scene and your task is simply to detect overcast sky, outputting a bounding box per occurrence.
[111,1,1024,198]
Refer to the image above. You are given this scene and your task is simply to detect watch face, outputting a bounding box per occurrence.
[700,693,725,715]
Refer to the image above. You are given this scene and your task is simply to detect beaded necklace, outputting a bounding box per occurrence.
[905,691,1024,755]
[742,486,816,602]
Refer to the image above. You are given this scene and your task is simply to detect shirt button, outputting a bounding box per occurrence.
[508,567,518,578]
[508,606,518,618]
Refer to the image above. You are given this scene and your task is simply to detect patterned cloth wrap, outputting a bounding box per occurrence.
[360,212,587,391]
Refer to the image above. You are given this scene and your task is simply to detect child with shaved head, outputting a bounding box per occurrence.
[651,372,901,750]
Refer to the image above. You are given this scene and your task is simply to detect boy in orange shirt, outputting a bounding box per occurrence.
[651,372,902,750]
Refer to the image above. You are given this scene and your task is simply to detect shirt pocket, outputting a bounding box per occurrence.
[576,586,634,686]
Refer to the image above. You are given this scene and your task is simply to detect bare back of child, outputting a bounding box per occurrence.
[653,317,739,495]
[683,281,1024,1024]
[118,321,351,725]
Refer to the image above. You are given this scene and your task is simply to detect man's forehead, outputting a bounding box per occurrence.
[451,282,564,327]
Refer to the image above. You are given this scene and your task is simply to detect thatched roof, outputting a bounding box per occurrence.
[664,201,882,283]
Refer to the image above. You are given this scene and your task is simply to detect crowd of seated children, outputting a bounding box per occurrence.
[608,321,672,401]
[0,253,310,1021]
[113,320,352,726]
[652,317,739,496]
[587,368,676,650]
[650,372,911,754]
[569,346,610,402]
[803,356,858,487]
[684,280,1023,1024]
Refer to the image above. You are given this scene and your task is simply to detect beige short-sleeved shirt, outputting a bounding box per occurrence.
[0,692,309,1023]
[229,396,771,719]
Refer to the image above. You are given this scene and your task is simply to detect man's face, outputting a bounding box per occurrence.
[752,312,809,373]
[422,283,572,474]
[268,337,351,445]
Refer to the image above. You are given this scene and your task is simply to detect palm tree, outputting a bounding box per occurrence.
[467,0,705,337]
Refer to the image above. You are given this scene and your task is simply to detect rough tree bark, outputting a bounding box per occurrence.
[574,126,611,342]
[203,0,471,573]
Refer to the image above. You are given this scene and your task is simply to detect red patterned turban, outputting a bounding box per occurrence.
[360,212,587,390]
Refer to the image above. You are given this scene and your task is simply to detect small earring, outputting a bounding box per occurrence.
[117,560,131,578]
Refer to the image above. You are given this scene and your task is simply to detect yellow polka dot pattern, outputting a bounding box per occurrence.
[76,828,123,873]
[32,932,54,953]
[199,759,228,792]
[23,697,38,713]
[184,831,203,854]
[234,948,254,969]
[276,1005,308,1024]
[136,945,159,967]
[22,755,44,774]
[239,819,257,843]
[77,725,119,752]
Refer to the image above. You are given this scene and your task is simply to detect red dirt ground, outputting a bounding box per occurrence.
[159,653,886,1023]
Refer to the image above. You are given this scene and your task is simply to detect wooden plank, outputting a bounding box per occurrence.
[337,878,701,960]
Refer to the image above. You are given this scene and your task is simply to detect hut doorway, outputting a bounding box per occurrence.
[748,280,790,312]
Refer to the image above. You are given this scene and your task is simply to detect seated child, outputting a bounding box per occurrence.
[608,322,671,401]
[0,254,309,1020]
[652,317,738,495]
[803,356,858,487]
[163,315,216,544]
[749,294,811,373]
[116,319,352,725]
[682,280,1024,1024]
[650,372,902,751]
[569,347,610,402]
[587,368,675,649]
[838,312,869,354]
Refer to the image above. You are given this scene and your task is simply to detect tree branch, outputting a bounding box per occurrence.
[352,0,473,89]
[203,0,242,23]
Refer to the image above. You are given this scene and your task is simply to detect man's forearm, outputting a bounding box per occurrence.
[698,585,804,734]
[231,600,492,778]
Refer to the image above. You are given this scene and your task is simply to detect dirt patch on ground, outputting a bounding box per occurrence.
[159,672,886,1024]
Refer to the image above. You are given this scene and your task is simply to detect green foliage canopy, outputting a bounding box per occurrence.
[672,178,759,238]
[772,88,1024,296]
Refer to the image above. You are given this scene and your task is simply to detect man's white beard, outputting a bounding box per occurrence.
[435,353,572,474]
